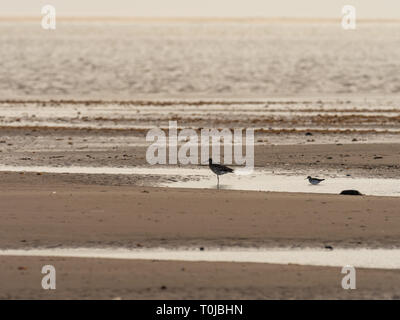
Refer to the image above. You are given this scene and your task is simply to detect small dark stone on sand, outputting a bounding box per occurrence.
[199,247,204,251]
[305,132,313,136]
[340,190,362,196]
[160,285,167,290]
[324,245,333,250]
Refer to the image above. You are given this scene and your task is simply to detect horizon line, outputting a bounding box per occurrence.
[1,16,400,23]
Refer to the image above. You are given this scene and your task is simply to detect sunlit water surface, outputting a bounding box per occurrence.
[0,165,398,197]
[1,247,399,269]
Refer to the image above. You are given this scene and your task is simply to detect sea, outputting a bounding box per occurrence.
[1,19,400,99]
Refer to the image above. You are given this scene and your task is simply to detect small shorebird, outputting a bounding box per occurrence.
[208,158,234,188]
[307,176,325,185]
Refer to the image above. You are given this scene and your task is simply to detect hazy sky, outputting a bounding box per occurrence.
[2,0,400,19]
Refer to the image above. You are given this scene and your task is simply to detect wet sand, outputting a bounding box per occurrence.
[2,255,400,299]
[5,179,400,299]
[1,177,399,249]
[1,141,400,178]
[2,173,400,299]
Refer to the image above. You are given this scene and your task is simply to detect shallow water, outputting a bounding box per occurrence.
[1,247,399,269]
[163,170,400,197]
[0,165,399,197]
[0,164,206,176]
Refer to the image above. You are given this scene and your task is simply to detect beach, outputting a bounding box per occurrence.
[1,97,400,299]
[1,170,400,299]
[1,96,400,299]
[1,19,400,300]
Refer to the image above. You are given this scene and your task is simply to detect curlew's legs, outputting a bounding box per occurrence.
[217,175,220,189]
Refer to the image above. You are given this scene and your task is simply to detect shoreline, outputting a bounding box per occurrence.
[2,16,400,24]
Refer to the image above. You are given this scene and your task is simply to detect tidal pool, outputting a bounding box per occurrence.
[0,165,399,196]
[0,247,399,269]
